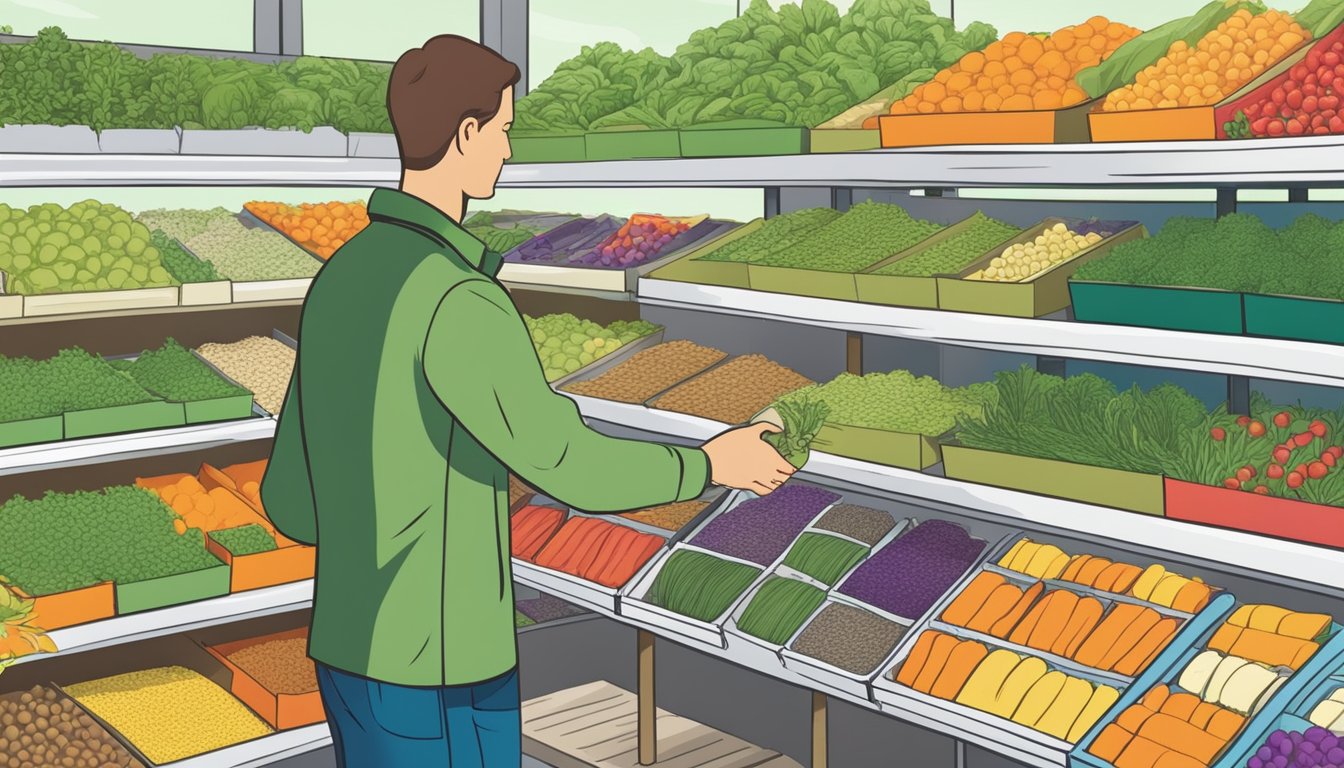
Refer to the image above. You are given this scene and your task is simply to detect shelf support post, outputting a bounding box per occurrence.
[481,0,530,95]
[1036,356,1066,378]
[1216,188,1237,218]
[846,332,863,375]
[832,187,853,213]
[1228,375,1251,416]
[253,0,281,55]
[955,739,967,768]
[812,691,828,768]
[280,0,303,56]
[1289,187,1309,203]
[638,629,656,765]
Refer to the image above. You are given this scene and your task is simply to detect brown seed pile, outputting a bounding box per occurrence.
[790,602,907,676]
[196,336,296,415]
[651,355,814,424]
[509,475,535,511]
[226,636,318,695]
[0,685,145,768]
[562,341,726,404]
[814,504,897,547]
[620,500,709,532]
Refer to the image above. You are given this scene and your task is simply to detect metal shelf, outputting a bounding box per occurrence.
[638,279,1344,388]
[0,417,277,477]
[7,135,1344,188]
[168,724,331,768]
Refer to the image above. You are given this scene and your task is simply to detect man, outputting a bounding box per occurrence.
[260,34,797,768]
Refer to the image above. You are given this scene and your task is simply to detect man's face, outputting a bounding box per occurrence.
[461,86,513,200]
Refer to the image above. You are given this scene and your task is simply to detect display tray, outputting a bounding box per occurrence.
[104,351,258,426]
[877,98,1098,148]
[1215,24,1344,141]
[854,215,985,309]
[677,121,809,158]
[178,280,233,307]
[779,592,919,702]
[12,581,116,632]
[620,542,768,649]
[583,126,681,161]
[178,126,348,157]
[1164,478,1344,551]
[201,626,325,731]
[1243,292,1344,345]
[206,526,315,594]
[642,218,764,290]
[63,400,186,440]
[1068,280,1246,335]
[812,422,946,471]
[747,260,861,302]
[547,329,668,391]
[941,444,1166,517]
[0,414,63,449]
[114,561,231,616]
[1069,594,1344,768]
[508,133,587,164]
[808,127,881,154]
[18,285,179,318]
[0,293,21,318]
[935,220,1146,318]
[1226,666,1344,768]
[721,566,831,679]
[174,237,318,304]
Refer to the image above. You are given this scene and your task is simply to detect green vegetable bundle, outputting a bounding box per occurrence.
[0,27,391,132]
[647,549,761,622]
[0,486,222,596]
[777,369,996,436]
[211,524,278,556]
[119,339,249,403]
[955,366,1207,475]
[700,208,841,264]
[781,532,868,586]
[515,0,997,132]
[153,230,220,284]
[764,397,829,469]
[737,576,827,644]
[756,201,943,273]
[874,212,1021,277]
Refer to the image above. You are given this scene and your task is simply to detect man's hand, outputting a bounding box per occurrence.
[702,423,797,496]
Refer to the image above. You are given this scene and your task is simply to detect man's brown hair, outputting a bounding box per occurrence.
[388,35,521,171]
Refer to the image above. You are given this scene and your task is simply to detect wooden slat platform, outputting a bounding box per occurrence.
[523,681,801,768]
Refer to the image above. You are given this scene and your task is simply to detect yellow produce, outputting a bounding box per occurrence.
[1103,9,1310,111]
[1001,540,1070,579]
[66,666,273,764]
[1012,670,1069,728]
[968,224,1103,282]
[1131,564,1166,601]
[988,656,1050,718]
[1036,676,1096,739]
[958,649,1022,710]
[1069,684,1122,743]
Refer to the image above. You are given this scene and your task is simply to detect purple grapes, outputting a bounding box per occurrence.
[689,483,840,566]
[1249,729,1344,768]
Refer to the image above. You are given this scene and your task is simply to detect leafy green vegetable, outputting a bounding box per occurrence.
[211,524,278,556]
[764,396,829,468]
[756,201,942,273]
[737,576,827,643]
[0,200,173,295]
[874,211,1020,277]
[648,549,761,622]
[781,533,868,586]
[1075,1,1265,99]
[700,208,841,263]
[1295,0,1344,37]
[119,339,249,402]
[779,369,995,436]
[154,230,220,283]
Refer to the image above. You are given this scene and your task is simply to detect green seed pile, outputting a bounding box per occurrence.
[525,313,659,382]
[700,208,842,263]
[651,355,814,425]
[0,685,145,768]
[0,201,173,295]
[813,504,896,546]
[757,201,943,274]
[737,576,827,645]
[226,636,317,695]
[790,602,907,675]
[195,336,296,415]
[647,549,760,623]
[212,524,278,556]
[781,532,868,586]
[562,340,726,404]
[120,339,249,403]
[778,370,996,436]
[136,207,232,242]
[66,666,272,764]
[0,486,221,595]
[153,229,220,283]
[184,217,319,282]
[875,212,1022,276]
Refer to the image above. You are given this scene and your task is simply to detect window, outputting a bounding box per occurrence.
[301,0,478,61]
[2,0,252,51]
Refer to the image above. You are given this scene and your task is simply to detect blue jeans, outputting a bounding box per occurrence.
[315,663,521,768]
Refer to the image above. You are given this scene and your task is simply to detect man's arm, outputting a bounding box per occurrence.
[259,374,319,544]
[423,279,709,512]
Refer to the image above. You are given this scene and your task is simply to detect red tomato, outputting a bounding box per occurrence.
[1323,452,1337,468]
[1274,411,1292,428]
[1310,419,1328,437]
[1309,461,1329,480]
[1254,485,1270,495]
[1268,464,1285,479]
[1274,446,1292,464]
[1249,421,1267,437]
[1288,471,1305,489]
[1223,478,1240,489]
[1211,427,1226,441]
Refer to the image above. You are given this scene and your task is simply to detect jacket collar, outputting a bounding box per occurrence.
[367,188,501,277]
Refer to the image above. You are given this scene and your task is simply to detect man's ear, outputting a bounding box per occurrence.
[455,116,480,155]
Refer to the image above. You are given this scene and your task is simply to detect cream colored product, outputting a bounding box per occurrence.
[196,335,296,414]
[66,666,273,764]
[967,224,1102,283]
[1309,691,1344,732]
[1218,663,1283,714]
[1205,654,1256,704]
[1179,650,1225,698]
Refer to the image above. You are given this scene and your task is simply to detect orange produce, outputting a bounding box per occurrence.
[147,475,263,535]
[1091,685,1244,768]
[510,504,566,561]
[1103,9,1310,112]
[879,17,1140,120]
[245,200,370,260]
[532,516,665,588]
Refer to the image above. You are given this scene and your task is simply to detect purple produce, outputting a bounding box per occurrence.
[1065,218,1138,238]
[563,219,737,269]
[1249,728,1344,768]
[838,519,984,620]
[689,483,840,566]
[504,215,622,263]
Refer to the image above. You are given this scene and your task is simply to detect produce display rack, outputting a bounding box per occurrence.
[7,9,1344,768]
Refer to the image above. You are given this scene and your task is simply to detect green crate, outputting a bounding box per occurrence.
[812,423,943,470]
[941,444,1165,516]
[808,128,881,154]
[1244,293,1344,344]
[115,562,230,614]
[855,215,985,309]
[183,393,256,424]
[0,415,63,449]
[679,120,808,157]
[63,400,185,439]
[646,219,763,289]
[747,263,860,301]
[584,127,681,161]
[508,133,586,163]
[1068,280,1245,334]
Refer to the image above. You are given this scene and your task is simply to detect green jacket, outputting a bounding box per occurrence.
[261,189,710,687]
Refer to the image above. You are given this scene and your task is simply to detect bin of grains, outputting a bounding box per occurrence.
[195,335,297,416]
[0,685,146,768]
[651,355,814,425]
[560,340,725,403]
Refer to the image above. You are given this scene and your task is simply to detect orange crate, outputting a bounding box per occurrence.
[13,581,115,631]
[202,627,325,730]
[878,99,1097,148]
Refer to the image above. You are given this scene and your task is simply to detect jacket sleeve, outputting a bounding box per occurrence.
[259,374,319,545]
[422,279,710,512]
